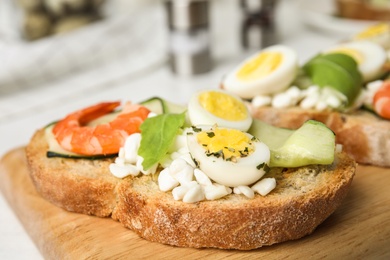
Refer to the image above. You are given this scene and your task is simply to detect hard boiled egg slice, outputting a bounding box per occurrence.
[188,89,252,132]
[354,23,390,50]
[222,45,299,99]
[323,41,387,82]
[187,126,270,187]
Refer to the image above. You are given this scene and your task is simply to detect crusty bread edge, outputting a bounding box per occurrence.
[26,129,120,217]
[112,153,356,250]
[26,127,356,250]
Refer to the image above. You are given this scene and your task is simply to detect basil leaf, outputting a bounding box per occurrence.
[138,112,186,170]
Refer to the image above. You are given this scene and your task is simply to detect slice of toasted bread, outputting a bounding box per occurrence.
[26,126,356,250]
[26,129,119,217]
[112,152,355,250]
[250,106,390,167]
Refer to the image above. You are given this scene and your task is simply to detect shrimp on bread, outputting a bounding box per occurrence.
[52,101,150,155]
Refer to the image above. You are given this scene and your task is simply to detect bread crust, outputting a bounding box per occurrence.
[250,106,390,167]
[26,129,120,217]
[112,153,355,250]
[26,127,356,250]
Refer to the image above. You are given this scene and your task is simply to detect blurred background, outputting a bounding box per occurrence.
[1,0,384,124]
[0,0,385,96]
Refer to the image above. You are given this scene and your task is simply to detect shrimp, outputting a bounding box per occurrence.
[373,80,390,119]
[52,101,150,155]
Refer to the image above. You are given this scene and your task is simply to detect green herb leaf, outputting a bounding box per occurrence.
[138,112,186,170]
[206,132,215,138]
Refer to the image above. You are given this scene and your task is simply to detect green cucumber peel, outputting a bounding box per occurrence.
[303,53,363,106]
[140,97,187,114]
[140,97,165,114]
[270,120,335,167]
[46,151,117,160]
[249,119,335,168]
[248,119,294,150]
[138,112,186,170]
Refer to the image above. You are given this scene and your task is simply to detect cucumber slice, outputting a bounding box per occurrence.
[249,119,335,167]
[248,119,294,150]
[140,97,187,114]
[44,125,117,159]
[270,120,335,167]
[140,97,165,114]
[46,151,117,160]
[163,99,187,114]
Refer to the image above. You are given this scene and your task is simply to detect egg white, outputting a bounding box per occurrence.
[186,126,270,187]
[222,45,299,99]
[323,41,387,82]
[354,23,390,50]
[188,89,253,132]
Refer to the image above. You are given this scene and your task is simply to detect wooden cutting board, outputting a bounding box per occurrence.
[1,147,390,259]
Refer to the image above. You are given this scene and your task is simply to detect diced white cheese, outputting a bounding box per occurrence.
[172,185,188,200]
[252,95,272,108]
[326,95,342,109]
[109,163,140,178]
[315,100,328,111]
[236,185,255,199]
[178,152,197,168]
[203,184,231,200]
[123,133,141,164]
[194,168,212,186]
[233,187,242,194]
[300,93,320,109]
[169,158,189,175]
[158,153,173,169]
[136,155,158,175]
[169,134,188,153]
[272,92,292,108]
[114,157,126,166]
[251,178,276,196]
[286,86,302,102]
[172,165,194,186]
[158,168,179,191]
[183,184,205,203]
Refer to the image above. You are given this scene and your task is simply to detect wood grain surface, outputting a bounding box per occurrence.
[1,147,389,259]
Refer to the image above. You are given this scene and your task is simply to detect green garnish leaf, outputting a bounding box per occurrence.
[206,132,215,138]
[138,112,186,170]
[191,126,202,132]
[256,162,265,170]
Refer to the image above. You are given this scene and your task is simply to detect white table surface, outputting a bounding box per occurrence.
[0,0,349,258]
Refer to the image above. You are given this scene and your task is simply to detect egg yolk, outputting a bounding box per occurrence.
[236,51,282,81]
[328,47,364,64]
[198,91,247,121]
[355,23,389,40]
[197,128,254,161]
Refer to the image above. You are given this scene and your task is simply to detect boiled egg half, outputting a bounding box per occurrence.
[187,126,270,187]
[323,40,387,82]
[188,89,252,132]
[222,45,299,99]
[354,23,390,50]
